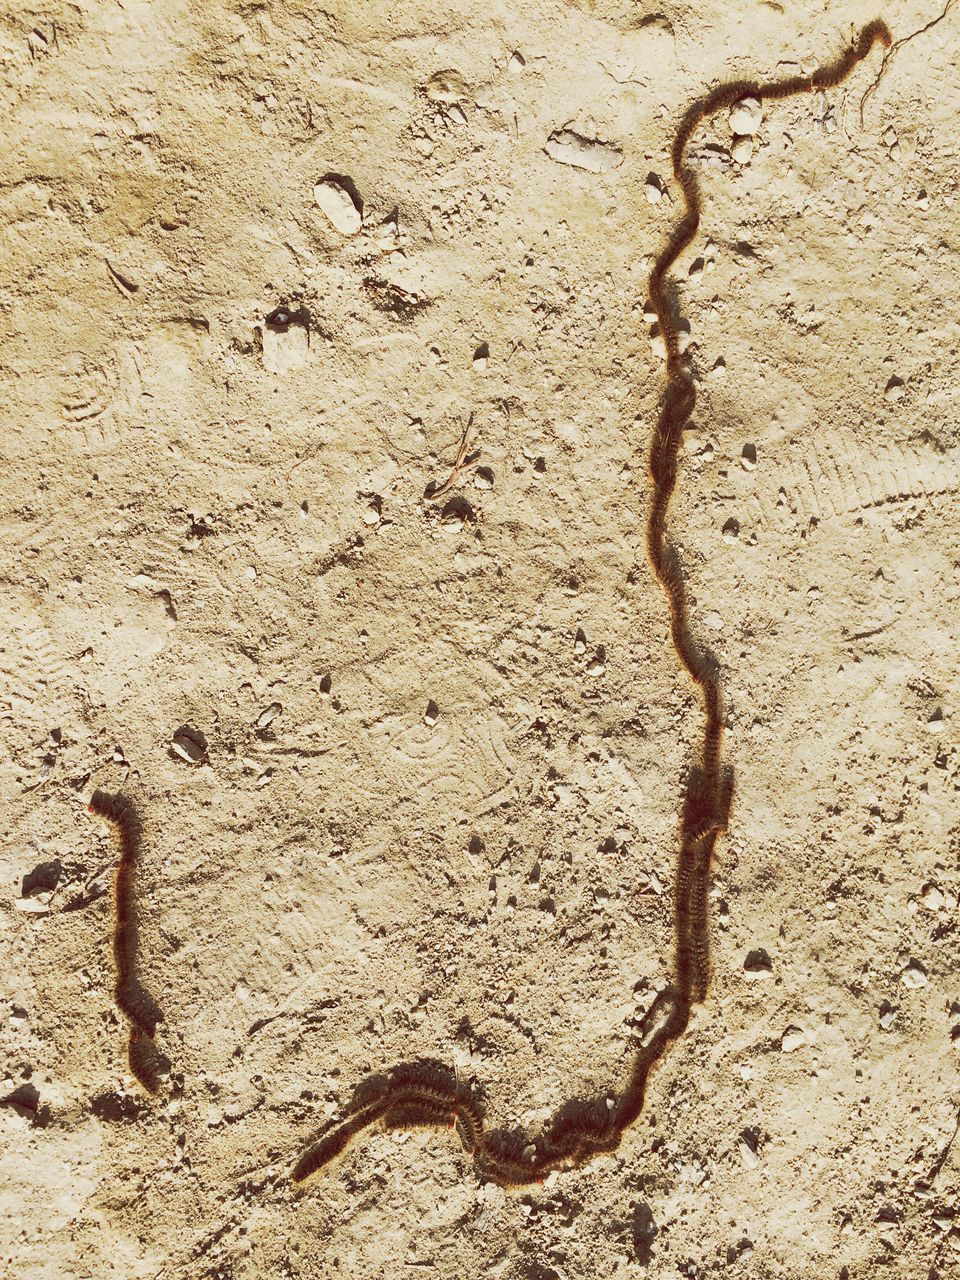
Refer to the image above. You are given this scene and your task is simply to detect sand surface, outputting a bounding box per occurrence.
[2,2,959,1277]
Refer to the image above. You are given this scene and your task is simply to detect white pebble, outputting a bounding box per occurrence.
[900,961,928,989]
[729,97,762,135]
[545,129,623,173]
[731,136,753,165]
[781,1027,805,1053]
[739,1140,759,1169]
[921,884,945,911]
[314,178,362,235]
[508,51,525,74]
[256,702,282,729]
[171,726,206,763]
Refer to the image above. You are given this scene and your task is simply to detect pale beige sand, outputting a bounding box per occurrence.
[1,2,958,1277]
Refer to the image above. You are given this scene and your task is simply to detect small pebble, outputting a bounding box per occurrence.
[545,129,623,173]
[473,467,494,490]
[741,443,757,470]
[171,725,206,764]
[781,1027,805,1053]
[424,69,468,104]
[743,948,772,979]
[508,51,525,74]
[739,1140,759,1170]
[447,103,467,126]
[921,884,945,911]
[884,375,905,401]
[645,174,663,204]
[362,502,381,526]
[729,97,762,135]
[256,703,281,730]
[721,517,740,543]
[925,707,945,733]
[424,700,439,727]
[314,177,362,235]
[731,136,753,165]
[900,961,928,989]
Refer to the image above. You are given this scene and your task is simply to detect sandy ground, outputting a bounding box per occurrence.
[2,1,959,1277]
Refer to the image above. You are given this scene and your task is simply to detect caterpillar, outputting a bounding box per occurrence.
[88,789,164,1094]
[286,16,892,1188]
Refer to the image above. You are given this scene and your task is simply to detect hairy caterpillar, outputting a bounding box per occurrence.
[88,790,164,1094]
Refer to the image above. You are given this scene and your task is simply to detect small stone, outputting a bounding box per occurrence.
[921,883,945,911]
[729,97,762,135]
[508,51,525,74]
[738,1140,759,1169]
[926,707,945,733]
[574,628,587,655]
[424,700,439,727]
[473,466,494,490]
[256,702,282,730]
[731,135,753,164]
[743,948,772,979]
[424,69,468,104]
[884,375,905,401]
[704,610,723,630]
[645,173,663,204]
[13,897,49,914]
[313,177,362,235]
[171,725,206,764]
[649,329,667,360]
[879,1006,897,1031]
[741,443,757,470]
[447,103,467,125]
[473,342,489,370]
[362,502,381,526]
[545,129,623,173]
[721,517,740,543]
[781,1027,805,1053]
[900,960,928,989]
[586,653,606,677]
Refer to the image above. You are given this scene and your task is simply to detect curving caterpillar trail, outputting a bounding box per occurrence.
[88,790,165,1093]
[290,18,892,1190]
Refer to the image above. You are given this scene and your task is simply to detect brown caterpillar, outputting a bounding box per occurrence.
[290,18,892,1190]
[88,789,164,1094]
